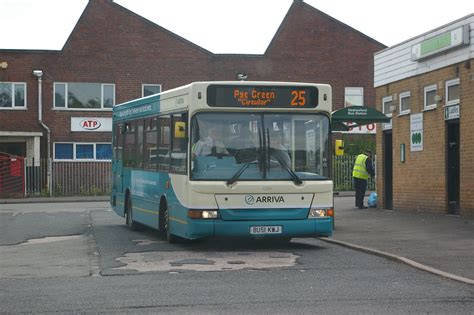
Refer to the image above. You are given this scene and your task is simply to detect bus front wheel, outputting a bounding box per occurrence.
[160,202,179,243]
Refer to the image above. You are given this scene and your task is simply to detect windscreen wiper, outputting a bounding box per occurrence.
[226,162,251,186]
[271,151,303,186]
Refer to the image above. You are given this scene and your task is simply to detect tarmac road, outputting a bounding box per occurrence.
[0,200,472,313]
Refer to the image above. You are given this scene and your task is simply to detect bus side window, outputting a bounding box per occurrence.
[144,117,158,170]
[157,115,171,171]
[136,120,144,168]
[123,122,136,167]
[170,113,188,173]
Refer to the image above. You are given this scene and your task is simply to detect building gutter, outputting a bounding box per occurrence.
[33,70,52,197]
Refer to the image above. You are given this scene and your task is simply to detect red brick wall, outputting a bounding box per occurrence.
[0,0,384,155]
[376,61,474,218]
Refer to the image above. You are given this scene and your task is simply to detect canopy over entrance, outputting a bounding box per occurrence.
[331,106,391,131]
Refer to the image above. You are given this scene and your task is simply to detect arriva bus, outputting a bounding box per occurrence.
[111,81,334,242]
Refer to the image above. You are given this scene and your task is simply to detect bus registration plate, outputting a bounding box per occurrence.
[250,226,282,235]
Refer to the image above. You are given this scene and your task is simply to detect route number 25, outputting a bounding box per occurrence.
[291,90,306,106]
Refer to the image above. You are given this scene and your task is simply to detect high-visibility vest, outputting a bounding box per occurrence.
[352,154,369,180]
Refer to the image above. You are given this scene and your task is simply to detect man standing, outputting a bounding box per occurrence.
[352,149,375,209]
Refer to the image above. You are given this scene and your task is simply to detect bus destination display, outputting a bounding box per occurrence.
[207,85,318,108]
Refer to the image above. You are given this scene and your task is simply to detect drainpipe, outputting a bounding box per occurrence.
[33,69,52,197]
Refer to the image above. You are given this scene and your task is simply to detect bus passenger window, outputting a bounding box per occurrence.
[171,113,188,173]
[144,118,158,170]
[157,115,171,171]
[123,122,136,167]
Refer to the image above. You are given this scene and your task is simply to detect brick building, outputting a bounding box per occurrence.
[0,0,383,195]
[374,14,474,218]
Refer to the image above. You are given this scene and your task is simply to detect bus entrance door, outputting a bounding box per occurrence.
[113,159,123,193]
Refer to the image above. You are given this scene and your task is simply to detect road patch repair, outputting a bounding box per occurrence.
[0,235,98,279]
[114,251,299,272]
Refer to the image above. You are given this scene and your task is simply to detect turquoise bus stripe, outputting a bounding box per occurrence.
[133,206,159,215]
[170,217,187,225]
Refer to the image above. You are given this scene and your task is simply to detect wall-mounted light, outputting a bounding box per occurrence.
[389,104,397,113]
[434,94,443,102]
[32,69,43,77]
[237,73,248,81]
[0,61,8,69]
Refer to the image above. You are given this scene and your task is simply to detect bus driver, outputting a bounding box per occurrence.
[194,126,229,156]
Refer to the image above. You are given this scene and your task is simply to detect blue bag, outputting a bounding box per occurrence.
[368,192,377,208]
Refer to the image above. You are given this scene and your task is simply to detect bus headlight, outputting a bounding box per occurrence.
[308,208,334,218]
[188,210,218,219]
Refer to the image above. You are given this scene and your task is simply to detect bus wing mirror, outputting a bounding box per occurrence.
[175,122,186,138]
[335,139,344,156]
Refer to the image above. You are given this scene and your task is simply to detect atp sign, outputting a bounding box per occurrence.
[71,117,112,132]
[80,119,101,130]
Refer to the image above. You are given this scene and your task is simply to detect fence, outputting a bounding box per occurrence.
[332,155,376,191]
[24,158,111,197]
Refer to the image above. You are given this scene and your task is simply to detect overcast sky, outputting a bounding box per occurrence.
[0,0,472,53]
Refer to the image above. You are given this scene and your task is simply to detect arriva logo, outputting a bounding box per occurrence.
[245,195,285,205]
[80,119,101,130]
[244,195,255,205]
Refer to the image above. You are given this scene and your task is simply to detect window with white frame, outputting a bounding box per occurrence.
[399,91,411,115]
[445,78,460,106]
[382,96,393,115]
[382,96,393,130]
[142,84,161,97]
[0,82,26,108]
[54,83,114,109]
[424,84,437,110]
[54,142,112,161]
[344,87,364,106]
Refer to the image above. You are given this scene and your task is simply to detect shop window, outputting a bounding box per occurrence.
[55,143,74,160]
[0,82,26,109]
[76,144,94,160]
[96,143,113,160]
[424,84,437,110]
[142,84,162,97]
[399,91,411,115]
[344,87,364,107]
[446,78,460,106]
[54,143,112,161]
[54,83,115,110]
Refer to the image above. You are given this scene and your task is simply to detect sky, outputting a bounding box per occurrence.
[0,0,472,53]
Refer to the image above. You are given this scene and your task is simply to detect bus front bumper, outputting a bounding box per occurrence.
[186,218,333,240]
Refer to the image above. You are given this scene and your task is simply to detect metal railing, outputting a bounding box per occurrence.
[8,155,371,197]
[332,155,376,191]
[24,158,111,196]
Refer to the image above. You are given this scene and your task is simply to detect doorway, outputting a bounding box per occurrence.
[446,120,460,215]
[383,131,393,209]
[0,142,26,156]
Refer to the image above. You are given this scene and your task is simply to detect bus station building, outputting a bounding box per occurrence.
[374,14,474,218]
